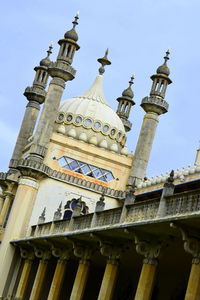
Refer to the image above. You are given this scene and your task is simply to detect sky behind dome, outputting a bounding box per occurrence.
[0,0,200,178]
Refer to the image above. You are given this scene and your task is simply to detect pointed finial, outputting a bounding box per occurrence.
[72,12,79,29]
[41,207,46,217]
[129,74,134,87]
[97,49,111,75]
[47,43,53,57]
[164,49,170,65]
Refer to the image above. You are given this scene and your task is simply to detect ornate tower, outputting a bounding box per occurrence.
[9,45,52,169]
[127,50,172,188]
[29,14,80,161]
[116,75,135,132]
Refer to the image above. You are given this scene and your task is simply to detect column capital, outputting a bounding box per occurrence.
[171,223,200,263]
[52,247,71,262]
[134,235,162,265]
[34,248,51,261]
[73,243,93,264]
[20,247,35,261]
[99,241,122,264]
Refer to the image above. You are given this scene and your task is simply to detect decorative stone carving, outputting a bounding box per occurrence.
[73,243,93,264]
[20,248,35,261]
[19,177,39,189]
[38,207,46,224]
[99,241,122,264]
[95,193,105,212]
[34,248,51,261]
[171,223,200,264]
[134,235,162,265]
[52,247,71,262]
[53,202,62,221]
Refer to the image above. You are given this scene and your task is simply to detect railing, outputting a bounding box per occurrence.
[126,198,160,222]
[165,190,200,216]
[28,190,200,238]
[95,207,122,227]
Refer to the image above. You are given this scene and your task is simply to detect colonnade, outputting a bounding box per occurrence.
[13,232,200,300]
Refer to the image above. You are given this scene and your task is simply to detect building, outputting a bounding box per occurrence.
[0,13,200,300]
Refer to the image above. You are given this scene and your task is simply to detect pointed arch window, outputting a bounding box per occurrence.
[63,198,88,219]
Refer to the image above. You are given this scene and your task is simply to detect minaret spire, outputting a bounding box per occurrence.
[127,51,172,189]
[116,74,135,132]
[9,45,53,170]
[28,14,80,161]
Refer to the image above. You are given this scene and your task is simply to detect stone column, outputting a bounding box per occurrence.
[98,242,121,300]
[69,245,93,300]
[14,249,35,300]
[0,184,15,228]
[134,237,161,300]
[29,250,51,300]
[10,101,40,163]
[128,111,159,187]
[0,177,39,297]
[0,189,5,213]
[47,248,70,300]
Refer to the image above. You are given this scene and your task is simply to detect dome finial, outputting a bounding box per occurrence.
[164,49,170,65]
[129,74,134,88]
[47,42,53,57]
[39,43,53,67]
[72,12,79,29]
[97,49,111,75]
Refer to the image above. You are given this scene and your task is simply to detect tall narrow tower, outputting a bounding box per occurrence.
[29,14,80,161]
[127,50,172,188]
[116,75,135,132]
[9,45,52,170]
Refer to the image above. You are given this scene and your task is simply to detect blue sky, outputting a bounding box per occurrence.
[0,0,200,178]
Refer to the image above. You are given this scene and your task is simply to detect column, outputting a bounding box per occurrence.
[69,245,92,300]
[0,184,14,228]
[97,242,121,300]
[0,177,38,297]
[185,259,200,299]
[134,260,157,300]
[134,237,161,300]
[29,250,51,300]
[0,189,5,213]
[47,249,70,300]
[15,249,35,300]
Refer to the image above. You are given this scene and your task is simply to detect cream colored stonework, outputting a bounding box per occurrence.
[44,132,133,191]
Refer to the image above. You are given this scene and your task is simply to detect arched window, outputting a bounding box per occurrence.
[63,198,89,219]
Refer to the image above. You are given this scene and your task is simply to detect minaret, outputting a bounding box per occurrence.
[127,50,172,188]
[9,45,52,169]
[116,75,135,132]
[29,13,80,161]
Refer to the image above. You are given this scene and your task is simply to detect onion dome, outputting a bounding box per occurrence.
[40,44,53,67]
[122,75,134,99]
[156,49,170,76]
[56,51,128,155]
[64,13,79,42]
